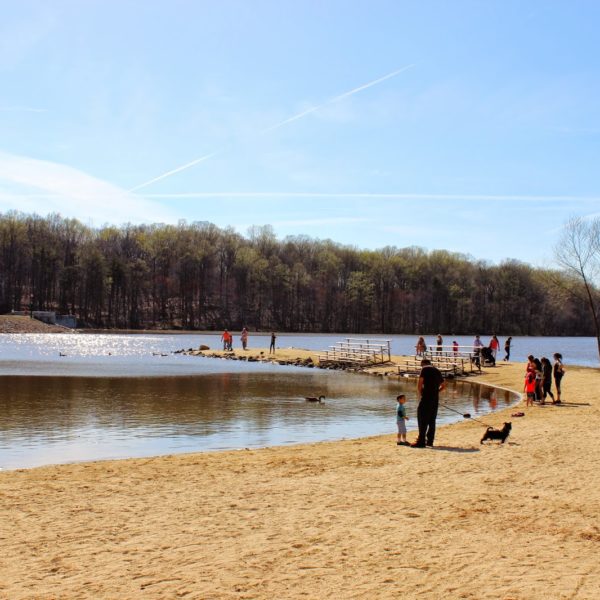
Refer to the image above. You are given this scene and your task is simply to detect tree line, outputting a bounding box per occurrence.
[0,211,595,336]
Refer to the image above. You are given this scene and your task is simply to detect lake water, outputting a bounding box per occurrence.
[2,331,590,470]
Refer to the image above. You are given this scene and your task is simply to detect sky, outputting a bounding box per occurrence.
[1,0,599,266]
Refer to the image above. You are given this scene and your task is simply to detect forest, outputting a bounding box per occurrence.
[0,211,595,336]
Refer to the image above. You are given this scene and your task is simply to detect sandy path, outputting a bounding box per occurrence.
[1,357,599,599]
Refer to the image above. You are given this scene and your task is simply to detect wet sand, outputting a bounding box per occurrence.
[1,353,599,599]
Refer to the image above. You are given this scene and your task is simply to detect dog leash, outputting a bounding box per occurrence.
[439,403,495,428]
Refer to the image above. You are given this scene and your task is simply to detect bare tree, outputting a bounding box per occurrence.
[555,216,600,363]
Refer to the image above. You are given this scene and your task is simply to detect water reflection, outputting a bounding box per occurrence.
[0,371,518,470]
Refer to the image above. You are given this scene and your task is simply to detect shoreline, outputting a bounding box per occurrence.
[1,355,599,598]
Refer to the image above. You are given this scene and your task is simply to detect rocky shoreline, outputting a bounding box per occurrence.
[0,315,72,334]
[176,346,410,379]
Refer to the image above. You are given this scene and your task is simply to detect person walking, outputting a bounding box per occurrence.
[415,336,426,356]
[269,332,277,354]
[503,336,512,361]
[221,329,232,351]
[240,327,249,350]
[411,359,445,448]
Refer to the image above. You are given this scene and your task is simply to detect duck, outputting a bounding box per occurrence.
[305,395,325,403]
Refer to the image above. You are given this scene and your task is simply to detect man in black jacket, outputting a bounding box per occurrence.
[411,359,445,448]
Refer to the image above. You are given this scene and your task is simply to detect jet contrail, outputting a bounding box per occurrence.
[130,64,416,192]
[261,64,416,133]
[129,150,223,192]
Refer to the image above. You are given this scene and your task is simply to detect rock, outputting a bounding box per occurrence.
[199,344,210,351]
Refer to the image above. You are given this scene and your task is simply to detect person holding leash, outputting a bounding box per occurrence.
[411,359,445,448]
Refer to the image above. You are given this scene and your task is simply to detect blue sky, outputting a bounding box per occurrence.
[1,0,599,265]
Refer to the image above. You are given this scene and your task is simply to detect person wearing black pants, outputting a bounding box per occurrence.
[412,359,445,448]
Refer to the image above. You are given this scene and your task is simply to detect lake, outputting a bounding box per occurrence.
[2,331,591,469]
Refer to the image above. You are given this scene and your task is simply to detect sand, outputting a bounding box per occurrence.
[1,352,599,599]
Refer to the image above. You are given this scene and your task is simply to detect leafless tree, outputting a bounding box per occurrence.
[555,216,600,363]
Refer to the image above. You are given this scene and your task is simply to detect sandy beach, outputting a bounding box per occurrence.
[1,351,599,599]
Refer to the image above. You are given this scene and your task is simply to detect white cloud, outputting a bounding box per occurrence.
[0,151,175,225]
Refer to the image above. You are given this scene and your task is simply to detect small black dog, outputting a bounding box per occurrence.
[480,422,512,444]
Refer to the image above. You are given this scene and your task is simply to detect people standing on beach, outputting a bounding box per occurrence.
[411,359,445,448]
[489,335,500,361]
[221,329,232,351]
[473,335,484,369]
[396,395,409,446]
[415,336,427,356]
[436,334,443,355]
[524,369,536,407]
[269,332,277,354]
[553,353,565,403]
[240,327,249,350]
[533,357,543,402]
[452,340,459,355]
[540,357,555,403]
[504,337,512,361]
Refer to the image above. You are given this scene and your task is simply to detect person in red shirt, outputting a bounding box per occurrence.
[524,370,536,407]
[489,335,500,360]
[221,329,232,351]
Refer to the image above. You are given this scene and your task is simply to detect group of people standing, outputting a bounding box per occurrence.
[220,329,277,353]
[402,341,566,448]
[221,328,249,351]
[524,353,565,406]
[416,334,513,364]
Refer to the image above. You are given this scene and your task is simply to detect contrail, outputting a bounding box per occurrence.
[130,64,416,192]
[261,64,416,133]
[129,150,223,192]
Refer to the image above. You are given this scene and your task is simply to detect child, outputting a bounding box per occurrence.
[396,395,409,445]
[524,371,536,407]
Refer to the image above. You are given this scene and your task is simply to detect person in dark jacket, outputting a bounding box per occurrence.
[411,359,445,448]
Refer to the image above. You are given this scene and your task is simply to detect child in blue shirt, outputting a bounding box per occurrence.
[396,394,409,445]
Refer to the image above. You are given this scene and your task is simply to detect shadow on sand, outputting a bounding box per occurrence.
[428,445,480,453]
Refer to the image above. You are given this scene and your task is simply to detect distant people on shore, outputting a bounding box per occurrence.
[489,335,500,360]
[221,329,233,351]
[533,357,543,401]
[472,335,483,368]
[524,369,536,407]
[452,340,459,355]
[240,327,249,350]
[415,336,426,356]
[540,357,555,404]
[523,353,565,406]
[269,332,277,354]
[553,353,565,403]
[436,334,443,355]
[504,337,512,361]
